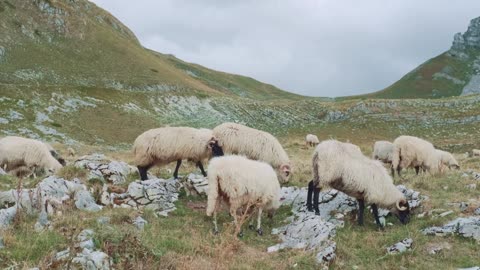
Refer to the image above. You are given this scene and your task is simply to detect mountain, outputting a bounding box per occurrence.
[355,17,480,99]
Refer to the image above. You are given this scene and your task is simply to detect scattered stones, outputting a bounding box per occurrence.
[183,173,208,196]
[71,249,112,270]
[422,216,480,241]
[387,238,413,254]
[425,242,452,255]
[74,190,102,212]
[133,216,148,230]
[77,229,95,250]
[74,154,137,184]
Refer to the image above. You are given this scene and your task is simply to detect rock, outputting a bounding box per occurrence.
[77,229,95,251]
[422,216,480,241]
[133,216,148,230]
[458,268,480,270]
[96,216,110,225]
[55,248,71,262]
[183,173,209,195]
[34,211,50,232]
[75,154,136,184]
[75,190,102,212]
[387,238,413,254]
[425,242,451,255]
[0,207,17,229]
[475,208,480,215]
[71,248,112,270]
[439,211,454,218]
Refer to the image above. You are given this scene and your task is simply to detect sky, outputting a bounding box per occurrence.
[90,0,480,97]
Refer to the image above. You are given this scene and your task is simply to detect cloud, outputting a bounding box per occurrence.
[90,0,480,97]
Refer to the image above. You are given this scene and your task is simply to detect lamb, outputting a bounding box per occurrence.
[206,155,281,236]
[305,134,320,147]
[391,135,440,177]
[473,149,480,157]
[0,136,64,176]
[133,127,223,180]
[212,122,291,183]
[372,141,394,165]
[436,149,460,172]
[306,140,410,228]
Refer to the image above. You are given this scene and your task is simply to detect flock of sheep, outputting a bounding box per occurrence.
[0,122,476,236]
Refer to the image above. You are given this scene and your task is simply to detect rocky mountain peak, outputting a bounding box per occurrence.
[449,16,480,59]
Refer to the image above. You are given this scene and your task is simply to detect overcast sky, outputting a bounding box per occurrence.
[90,0,480,97]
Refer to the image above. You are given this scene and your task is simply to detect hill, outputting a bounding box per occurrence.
[349,17,480,99]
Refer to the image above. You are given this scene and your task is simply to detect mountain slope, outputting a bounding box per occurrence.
[350,17,480,99]
[0,0,301,100]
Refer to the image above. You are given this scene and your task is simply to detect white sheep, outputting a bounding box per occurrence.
[0,136,64,176]
[307,140,410,228]
[391,135,440,177]
[206,155,281,236]
[44,142,66,166]
[67,147,76,157]
[305,134,320,147]
[212,122,291,183]
[372,141,394,165]
[436,149,460,172]
[473,149,480,157]
[133,127,223,180]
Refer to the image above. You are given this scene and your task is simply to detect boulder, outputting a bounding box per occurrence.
[422,216,480,241]
[387,238,413,254]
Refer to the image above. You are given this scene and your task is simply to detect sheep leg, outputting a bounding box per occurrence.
[371,203,383,228]
[196,161,207,177]
[173,160,182,179]
[230,208,243,237]
[256,208,263,236]
[414,166,420,175]
[306,180,314,212]
[137,165,150,181]
[213,211,219,235]
[313,186,321,215]
[357,199,365,226]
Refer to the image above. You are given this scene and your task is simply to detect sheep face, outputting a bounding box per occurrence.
[279,164,291,183]
[208,139,224,157]
[392,199,410,224]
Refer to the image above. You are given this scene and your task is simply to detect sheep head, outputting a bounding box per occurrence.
[394,199,410,224]
[208,138,224,157]
[279,164,291,183]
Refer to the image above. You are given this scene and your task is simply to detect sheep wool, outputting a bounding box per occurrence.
[392,135,440,176]
[212,122,291,182]
[308,140,410,227]
[133,127,218,180]
[436,149,460,171]
[305,134,320,147]
[0,136,63,174]
[206,155,280,235]
[372,141,394,164]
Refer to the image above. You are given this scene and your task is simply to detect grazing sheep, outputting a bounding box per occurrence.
[372,141,394,165]
[306,140,410,228]
[133,127,223,180]
[473,149,480,157]
[436,149,460,171]
[305,134,320,147]
[212,122,291,183]
[44,143,66,166]
[67,147,76,157]
[0,136,64,176]
[206,155,281,236]
[391,136,440,177]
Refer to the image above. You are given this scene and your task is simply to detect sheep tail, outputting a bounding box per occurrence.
[206,174,220,216]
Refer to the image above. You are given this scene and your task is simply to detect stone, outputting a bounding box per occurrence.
[0,207,17,229]
[71,248,112,270]
[422,216,480,241]
[75,190,102,212]
[387,238,413,254]
[77,229,95,251]
[55,248,71,261]
[133,216,148,230]
[75,154,135,184]
[425,242,451,255]
[34,211,50,232]
[475,208,480,215]
[439,211,454,218]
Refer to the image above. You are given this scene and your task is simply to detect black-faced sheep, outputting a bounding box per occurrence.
[306,140,410,228]
[0,136,64,176]
[305,134,320,147]
[206,155,280,236]
[212,122,291,183]
[391,135,440,177]
[133,127,223,180]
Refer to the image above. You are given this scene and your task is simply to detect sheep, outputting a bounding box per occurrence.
[133,127,223,180]
[0,136,64,176]
[306,140,410,228]
[44,143,66,166]
[212,122,291,183]
[473,149,480,157]
[436,149,460,172]
[305,134,320,147]
[391,135,440,177]
[372,141,394,165]
[67,147,76,157]
[206,155,281,236]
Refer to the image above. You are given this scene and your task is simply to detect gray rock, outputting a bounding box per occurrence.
[425,242,451,255]
[133,216,148,230]
[75,154,136,184]
[439,210,454,218]
[0,207,17,229]
[55,248,71,261]
[422,216,480,241]
[387,238,413,254]
[475,208,480,215]
[77,229,95,251]
[34,211,50,232]
[71,248,112,270]
[75,190,102,212]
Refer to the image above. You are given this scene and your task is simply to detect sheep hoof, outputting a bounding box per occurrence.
[315,211,320,216]
[257,228,263,236]
[237,231,244,238]
[307,205,313,212]
[249,224,255,230]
